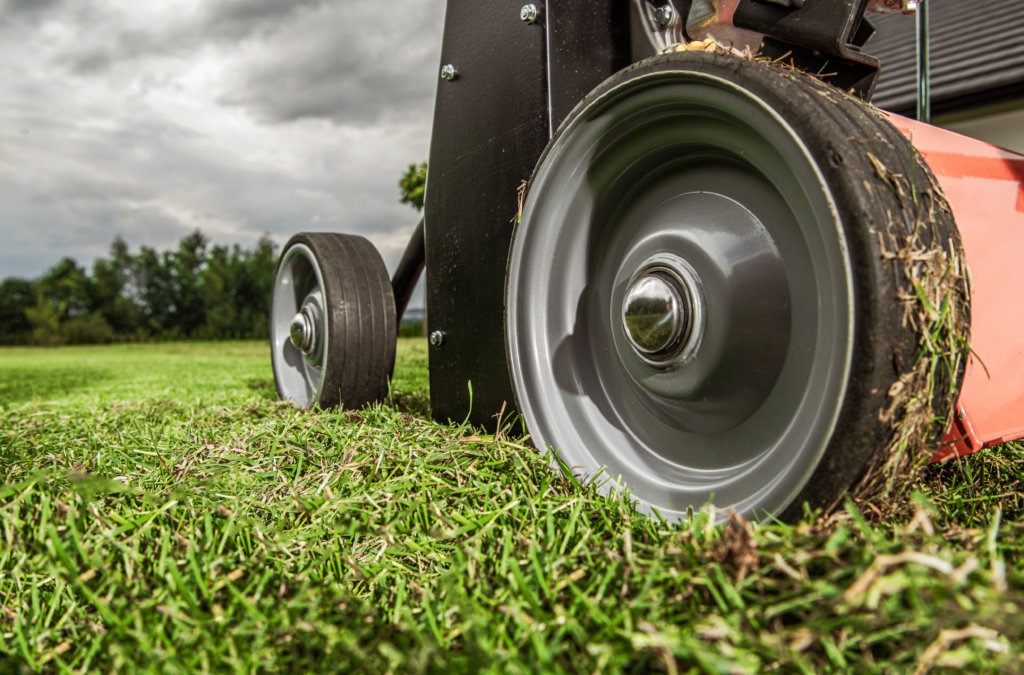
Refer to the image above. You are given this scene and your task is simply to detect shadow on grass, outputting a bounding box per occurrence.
[246,378,279,402]
[0,366,112,406]
[389,390,432,418]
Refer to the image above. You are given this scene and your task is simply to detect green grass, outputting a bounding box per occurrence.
[1,340,1022,672]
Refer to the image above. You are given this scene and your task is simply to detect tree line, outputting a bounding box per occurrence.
[0,231,278,345]
[1,163,429,346]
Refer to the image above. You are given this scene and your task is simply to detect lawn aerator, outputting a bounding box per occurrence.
[269,0,1024,520]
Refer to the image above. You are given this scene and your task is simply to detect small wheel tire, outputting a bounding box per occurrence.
[270,232,396,409]
[505,52,969,521]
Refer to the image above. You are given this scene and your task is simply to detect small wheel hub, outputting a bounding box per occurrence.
[622,266,694,364]
[289,303,320,355]
[271,234,397,410]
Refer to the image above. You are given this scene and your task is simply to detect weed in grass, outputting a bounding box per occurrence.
[0,339,1022,672]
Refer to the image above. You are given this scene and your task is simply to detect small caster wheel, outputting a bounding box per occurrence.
[270,232,396,409]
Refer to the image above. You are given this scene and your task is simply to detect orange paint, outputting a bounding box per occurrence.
[916,152,1024,212]
[888,114,1024,461]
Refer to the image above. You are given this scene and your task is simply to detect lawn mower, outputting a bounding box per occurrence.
[269,0,1024,521]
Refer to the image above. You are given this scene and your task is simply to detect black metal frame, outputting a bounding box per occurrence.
[734,0,879,98]
[390,217,424,322]
[390,0,880,429]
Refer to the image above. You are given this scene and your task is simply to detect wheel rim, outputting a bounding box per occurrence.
[506,68,856,519]
[271,243,329,407]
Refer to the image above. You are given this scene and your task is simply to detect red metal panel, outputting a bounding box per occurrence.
[889,114,1024,460]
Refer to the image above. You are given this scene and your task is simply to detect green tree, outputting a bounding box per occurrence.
[235,237,277,339]
[135,246,177,336]
[24,287,65,345]
[1,230,278,344]
[61,311,114,344]
[173,230,208,336]
[23,257,110,345]
[399,162,427,211]
[37,257,93,321]
[0,278,35,344]
[201,244,241,339]
[92,236,143,336]
[199,236,276,340]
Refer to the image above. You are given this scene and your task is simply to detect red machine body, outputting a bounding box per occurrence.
[892,116,1024,460]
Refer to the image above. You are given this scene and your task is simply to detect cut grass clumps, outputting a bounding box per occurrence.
[725,46,974,518]
[852,126,972,517]
[739,49,973,519]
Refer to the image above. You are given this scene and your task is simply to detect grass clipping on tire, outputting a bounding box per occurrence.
[852,137,971,516]
[747,51,972,518]
[666,44,972,517]
[736,58,975,518]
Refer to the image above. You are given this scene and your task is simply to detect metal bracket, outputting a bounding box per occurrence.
[733,0,880,99]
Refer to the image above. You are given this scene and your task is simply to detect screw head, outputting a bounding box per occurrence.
[440,64,458,82]
[520,4,540,24]
[429,330,446,347]
[653,3,674,28]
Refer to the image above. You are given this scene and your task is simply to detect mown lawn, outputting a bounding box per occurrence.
[1,340,1022,672]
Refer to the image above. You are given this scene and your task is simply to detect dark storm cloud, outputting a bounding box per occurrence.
[0,0,63,15]
[42,0,444,128]
[63,28,166,75]
[203,0,329,40]
[220,2,444,126]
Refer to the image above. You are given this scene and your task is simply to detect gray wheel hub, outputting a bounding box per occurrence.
[270,243,329,408]
[505,67,854,520]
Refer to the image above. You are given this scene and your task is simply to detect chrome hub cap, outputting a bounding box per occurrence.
[289,304,319,355]
[622,265,697,365]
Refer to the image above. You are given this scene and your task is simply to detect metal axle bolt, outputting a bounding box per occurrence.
[440,64,458,82]
[520,4,540,24]
[430,330,446,347]
[623,272,687,361]
[289,305,318,355]
[653,3,674,28]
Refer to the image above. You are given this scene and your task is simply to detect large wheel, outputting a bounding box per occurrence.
[270,232,396,409]
[505,52,969,521]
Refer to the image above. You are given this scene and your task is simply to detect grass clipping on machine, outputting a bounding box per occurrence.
[852,146,971,516]
[665,38,752,58]
[662,45,973,517]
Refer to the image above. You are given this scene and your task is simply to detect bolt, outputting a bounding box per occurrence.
[429,330,446,347]
[289,304,319,354]
[440,64,458,82]
[289,312,311,352]
[520,3,540,24]
[653,3,674,28]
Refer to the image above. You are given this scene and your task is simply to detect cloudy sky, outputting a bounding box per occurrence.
[0,0,445,281]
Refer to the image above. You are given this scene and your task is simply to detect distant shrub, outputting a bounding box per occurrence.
[62,312,114,345]
[399,321,425,338]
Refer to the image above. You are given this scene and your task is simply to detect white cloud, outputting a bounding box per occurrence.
[0,0,443,280]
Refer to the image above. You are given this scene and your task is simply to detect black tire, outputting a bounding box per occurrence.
[270,232,396,409]
[505,51,969,521]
